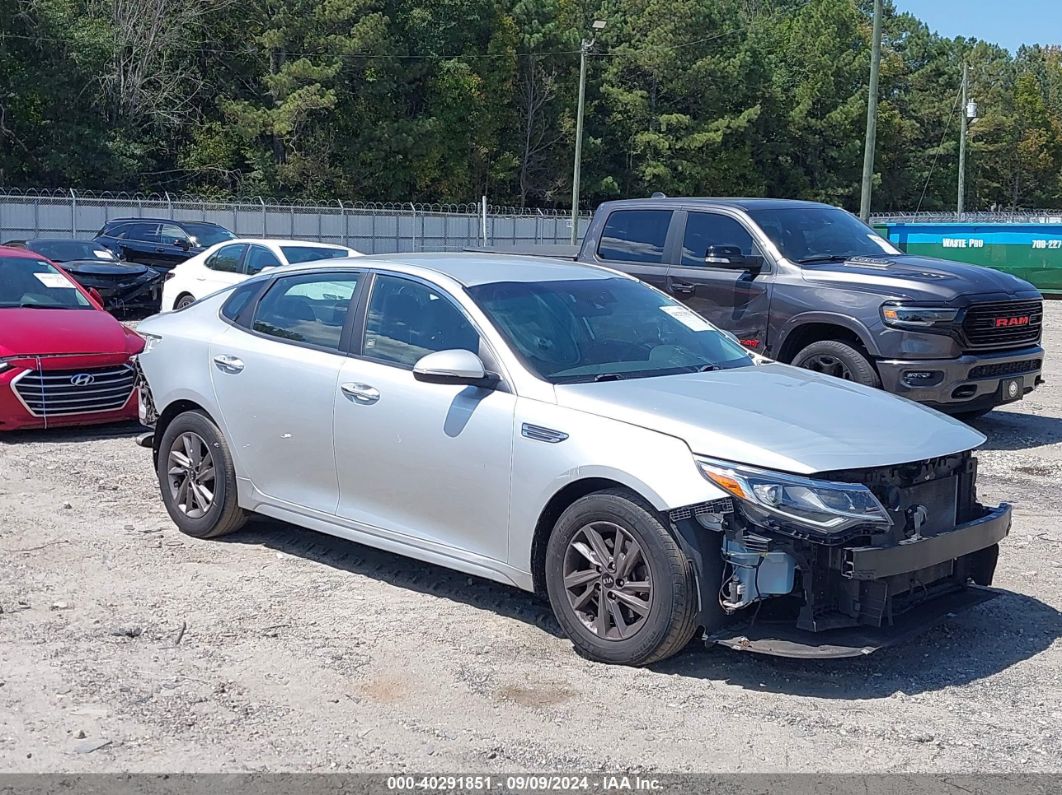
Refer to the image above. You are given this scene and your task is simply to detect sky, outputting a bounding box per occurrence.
[894,0,1062,52]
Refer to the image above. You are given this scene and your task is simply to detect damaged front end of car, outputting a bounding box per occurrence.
[670,452,1010,658]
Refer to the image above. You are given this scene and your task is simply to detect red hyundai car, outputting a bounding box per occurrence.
[0,245,144,431]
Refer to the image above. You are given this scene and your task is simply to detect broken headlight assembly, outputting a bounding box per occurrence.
[696,458,892,535]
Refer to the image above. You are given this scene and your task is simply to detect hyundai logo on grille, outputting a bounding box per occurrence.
[70,373,95,387]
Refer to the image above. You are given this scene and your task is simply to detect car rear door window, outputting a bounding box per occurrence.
[681,212,760,266]
[206,244,248,273]
[251,272,360,351]
[121,223,160,242]
[245,245,282,275]
[362,275,480,368]
[597,210,673,264]
[280,246,350,264]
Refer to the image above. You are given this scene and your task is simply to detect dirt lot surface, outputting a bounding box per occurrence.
[2,307,1062,775]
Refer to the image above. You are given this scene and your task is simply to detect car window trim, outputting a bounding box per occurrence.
[226,268,367,357]
[350,270,512,392]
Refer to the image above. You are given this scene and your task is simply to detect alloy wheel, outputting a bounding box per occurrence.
[801,353,853,380]
[562,521,653,640]
[167,431,216,519]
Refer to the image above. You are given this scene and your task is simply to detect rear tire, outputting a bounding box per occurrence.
[792,339,881,388]
[157,410,247,539]
[174,293,196,310]
[545,489,698,666]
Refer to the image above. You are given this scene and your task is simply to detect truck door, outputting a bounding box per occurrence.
[665,210,772,352]
[589,208,676,290]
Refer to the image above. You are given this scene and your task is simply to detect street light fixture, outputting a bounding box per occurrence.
[570,20,606,244]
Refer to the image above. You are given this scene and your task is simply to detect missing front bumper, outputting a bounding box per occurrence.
[706,584,1003,659]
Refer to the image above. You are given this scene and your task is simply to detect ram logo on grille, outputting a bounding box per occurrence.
[70,373,96,387]
[994,315,1030,328]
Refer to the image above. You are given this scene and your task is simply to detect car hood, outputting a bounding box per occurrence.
[61,259,153,278]
[0,308,133,357]
[553,363,985,475]
[799,254,1040,303]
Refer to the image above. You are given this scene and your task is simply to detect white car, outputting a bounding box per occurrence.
[162,239,360,311]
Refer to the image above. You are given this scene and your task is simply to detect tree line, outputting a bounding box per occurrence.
[1,0,1060,212]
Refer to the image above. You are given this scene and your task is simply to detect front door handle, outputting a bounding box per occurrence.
[670,281,696,295]
[341,383,380,404]
[213,354,244,374]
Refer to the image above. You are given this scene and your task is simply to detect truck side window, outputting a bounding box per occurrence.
[597,210,673,264]
[681,212,759,267]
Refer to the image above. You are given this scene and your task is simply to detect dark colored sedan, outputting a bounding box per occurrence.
[7,239,164,315]
[93,218,236,271]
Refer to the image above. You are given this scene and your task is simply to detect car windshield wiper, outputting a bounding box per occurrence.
[593,373,623,382]
[698,364,721,372]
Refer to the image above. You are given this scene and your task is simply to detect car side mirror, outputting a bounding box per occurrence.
[175,238,191,251]
[705,245,763,274]
[413,349,495,387]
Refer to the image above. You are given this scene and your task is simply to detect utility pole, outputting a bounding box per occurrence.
[859,0,883,221]
[570,20,606,245]
[957,62,969,218]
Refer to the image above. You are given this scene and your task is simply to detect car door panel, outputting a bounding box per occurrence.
[332,273,515,562]
[208,271,362,513]
[666,210,773,350]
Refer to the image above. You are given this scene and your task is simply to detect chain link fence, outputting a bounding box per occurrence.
[869,210,1062,223]
[0,189,591,253]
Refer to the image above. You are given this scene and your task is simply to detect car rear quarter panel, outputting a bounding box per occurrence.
[137,296,229,432]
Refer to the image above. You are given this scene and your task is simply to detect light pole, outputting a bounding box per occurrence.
[957,63,978,218]
[570,19,606,244]
[859,0,883,221]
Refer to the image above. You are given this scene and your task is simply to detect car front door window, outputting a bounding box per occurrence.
[680,212,760,267]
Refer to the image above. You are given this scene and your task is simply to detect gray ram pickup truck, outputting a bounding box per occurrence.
[518,198,1046,418]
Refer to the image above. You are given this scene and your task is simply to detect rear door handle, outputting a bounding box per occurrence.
[670,281,696,295]
[213,354,244,374]
[341,383,380,404]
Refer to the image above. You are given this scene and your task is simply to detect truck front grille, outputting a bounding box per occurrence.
[962,299,1043,350]
[13,364,136,417]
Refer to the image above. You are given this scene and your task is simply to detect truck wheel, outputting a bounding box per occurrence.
[157,410,248,539]
[792,340,881,388]
[544,489,698,666]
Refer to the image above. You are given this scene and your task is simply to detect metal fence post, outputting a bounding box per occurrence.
[339,200,348,247]
[70,188,77,236]
[165,192,172,217]
[259,197,267,237]
[409,203,417,251]
[34,196,40,237]
[290,206,295,237]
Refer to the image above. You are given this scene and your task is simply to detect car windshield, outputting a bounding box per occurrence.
[280,246,350,264]
[747,206,900,263]
[0,256,92,309]
[182,223,236,247]
[467,277,753,383]
[27,240,114,262]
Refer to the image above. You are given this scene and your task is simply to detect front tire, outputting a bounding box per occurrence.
[157,410,247,539]
[792,339,881,388]
[545,489,698,666]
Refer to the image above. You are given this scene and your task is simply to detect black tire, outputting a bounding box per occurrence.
[952,407,993,422]
[792,339,881,388]
[157,410,247,539]
[174,293,196,310]
[544,489,698,666]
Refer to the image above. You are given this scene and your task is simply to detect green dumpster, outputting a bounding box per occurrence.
[873,222,1062,296]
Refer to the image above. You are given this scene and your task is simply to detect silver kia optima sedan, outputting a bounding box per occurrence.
[135,254,1011,665]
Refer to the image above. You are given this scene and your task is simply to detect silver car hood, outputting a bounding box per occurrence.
[554,363,985,475]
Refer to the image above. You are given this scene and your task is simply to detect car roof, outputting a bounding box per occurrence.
[283,252,620,287]
[102,218,226,227]
[232,238,350,248]
[0,245,48,260]
[600,197,835,211]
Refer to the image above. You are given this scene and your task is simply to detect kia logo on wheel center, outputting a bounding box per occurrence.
[70,373,95,387]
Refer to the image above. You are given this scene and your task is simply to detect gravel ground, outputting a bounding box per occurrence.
[1,306,1061,774]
